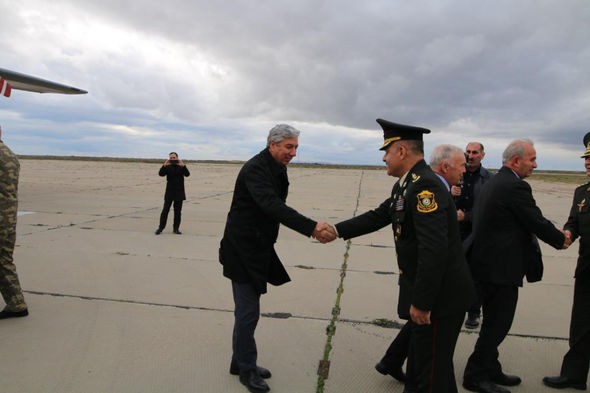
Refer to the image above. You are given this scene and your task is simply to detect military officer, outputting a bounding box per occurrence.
[542,133,590,390]
[333,119,476,393]
[0,125,29,319]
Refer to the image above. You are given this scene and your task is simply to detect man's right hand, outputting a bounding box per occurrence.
[313,222,337,243]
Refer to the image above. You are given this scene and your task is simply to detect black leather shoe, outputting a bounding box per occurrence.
[465,314,480,329]
[230,364,271,379]
[463,379,511,393]
[155,228,162,235]
[0,308,29,319]
[173,229,182,234]
[375,361,406,382]
[543,375,587,390]
[239,370,270,393]
[491,372,521,386]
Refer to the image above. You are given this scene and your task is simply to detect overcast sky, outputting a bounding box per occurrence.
[1,0,589,169]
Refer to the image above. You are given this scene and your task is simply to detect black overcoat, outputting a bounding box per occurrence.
[335,160,475,319]
[159,164,190,201]
[469,166,564,287]
[219,148,317,294]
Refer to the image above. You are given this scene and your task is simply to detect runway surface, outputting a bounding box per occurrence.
[1,159,581,392]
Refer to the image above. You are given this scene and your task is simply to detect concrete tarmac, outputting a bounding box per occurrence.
[0,159,582,393]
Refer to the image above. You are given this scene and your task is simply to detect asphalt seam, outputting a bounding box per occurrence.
[17,190,234,237]
[22,289,569,343]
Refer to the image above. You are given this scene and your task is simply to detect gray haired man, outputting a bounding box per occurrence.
[219,124,331,393]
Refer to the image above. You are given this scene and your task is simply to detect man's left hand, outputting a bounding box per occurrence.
[410,305,431,325]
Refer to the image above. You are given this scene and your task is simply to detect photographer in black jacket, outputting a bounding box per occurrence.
[155,152,190,235]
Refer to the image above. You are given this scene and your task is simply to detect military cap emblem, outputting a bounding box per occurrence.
[416,190,438,213]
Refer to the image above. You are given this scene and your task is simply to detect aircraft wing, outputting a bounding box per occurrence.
[0,67,88,97]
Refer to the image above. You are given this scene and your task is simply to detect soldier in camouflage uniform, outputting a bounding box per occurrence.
[0,126,28,319]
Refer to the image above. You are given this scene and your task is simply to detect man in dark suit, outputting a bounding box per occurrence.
[155,152,190,235]
[219,124,330,393]
[462,139,570,393]
[543,133,590,391]
[331,120,476,393]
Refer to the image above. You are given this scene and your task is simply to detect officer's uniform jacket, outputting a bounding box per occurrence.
[565,182,590,278]
[219,148,317,294]
[336,159,475,319]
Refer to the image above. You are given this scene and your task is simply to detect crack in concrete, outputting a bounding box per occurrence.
[315,171,364,392]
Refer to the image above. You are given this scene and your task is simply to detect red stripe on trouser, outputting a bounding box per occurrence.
[429,319,439,393]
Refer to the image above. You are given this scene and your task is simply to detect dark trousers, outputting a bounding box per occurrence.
[158,199,183,230]
[561,273,590,382]
[467,282,482,317]
[380,321,416,390]
[407,313,464,393]
[231,281,260,373]
[463,283,519,382]
[380,321,411,370]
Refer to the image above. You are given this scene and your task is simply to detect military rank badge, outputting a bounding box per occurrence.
[416,190,438,213]
[578,198,586,213]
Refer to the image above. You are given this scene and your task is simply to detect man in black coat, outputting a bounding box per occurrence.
[219,124,330,393]
[543,133,590,391]
[155,152,190,235]
[332,120,476,393]
[462,139,569,393]
[453,142,493,329]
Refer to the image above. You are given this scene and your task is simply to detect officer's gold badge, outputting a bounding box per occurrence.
[416,190,438,213]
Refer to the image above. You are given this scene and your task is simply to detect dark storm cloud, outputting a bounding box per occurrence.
[1,0,589,168]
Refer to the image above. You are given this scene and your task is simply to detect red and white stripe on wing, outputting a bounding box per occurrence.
[0,77,12,97]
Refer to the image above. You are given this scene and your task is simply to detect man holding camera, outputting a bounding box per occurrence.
[155,152,190,235]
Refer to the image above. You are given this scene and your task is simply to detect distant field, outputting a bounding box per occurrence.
[531,171,588,184]
[18,155,587,184]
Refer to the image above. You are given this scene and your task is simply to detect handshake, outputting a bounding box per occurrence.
[312,222,338,244]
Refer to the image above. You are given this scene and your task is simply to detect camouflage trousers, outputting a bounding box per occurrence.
[0,200,27,311]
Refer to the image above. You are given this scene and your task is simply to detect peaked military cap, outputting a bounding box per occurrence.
[581,132,590,158]
[376,118,431,150]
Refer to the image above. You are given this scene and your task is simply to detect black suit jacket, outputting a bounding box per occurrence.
[469,166,565,287]
[336,160,475,319]
[159,164,190,201]
[219,148,317,294]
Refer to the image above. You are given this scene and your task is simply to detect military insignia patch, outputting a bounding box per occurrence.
[416,190,438,213]
[411,173,421,183]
